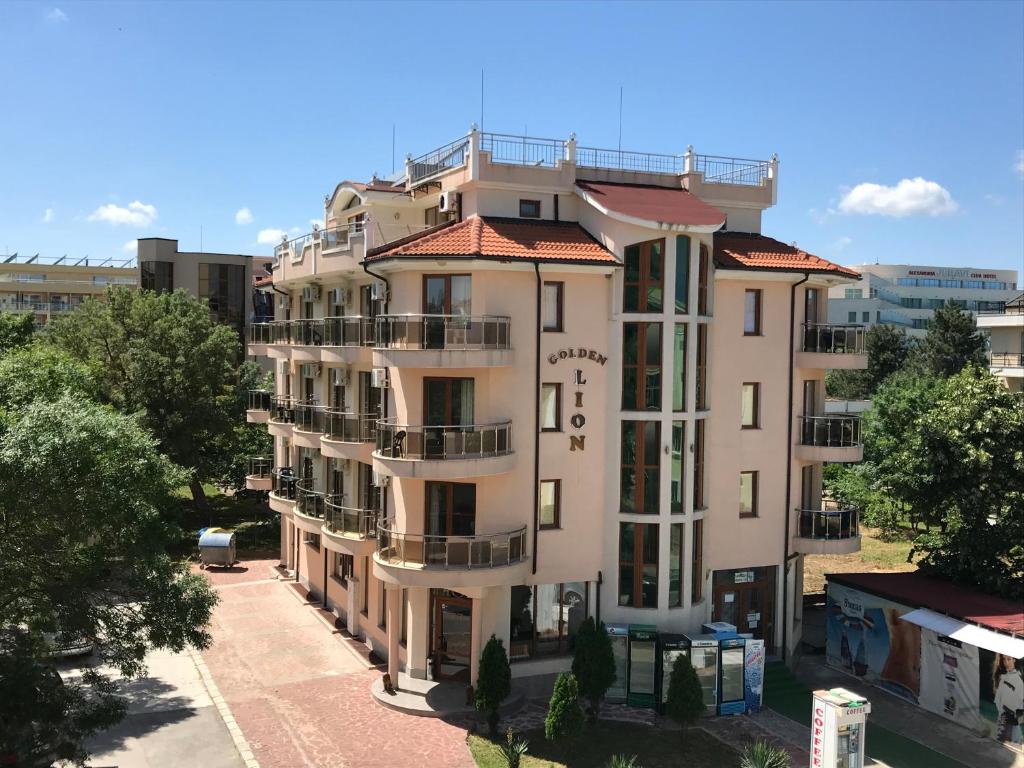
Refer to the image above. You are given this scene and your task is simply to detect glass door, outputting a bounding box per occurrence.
[431,590,472,681]
[426,482,475,566]
[423,377,473,458]
[423,275,471,349]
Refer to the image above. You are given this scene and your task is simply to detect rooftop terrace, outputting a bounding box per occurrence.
[1,253,137,269]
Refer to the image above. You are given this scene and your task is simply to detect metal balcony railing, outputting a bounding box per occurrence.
[376,420,512,461]
[324,411,377,443]
[324,497,378,539]
[293,401,325,434]
[291,319,324,346]
[408,137,470,186]
[576,146,683,174]
[376,522,527,569]
[270,396,296,424]
[271,467,297,500]
[246,456,273,479]
[248,389,272,412]
[692,154,771,186]
[802,323,866,354]
[295,477,326,519]
[991,352,1024,367]
[798,415,862,448]
[323,316,375,347]
[375,314,511,351]
[978,299,1024,315]
[798,503,859,540]
[249,323,273,345]
[480,132,563,168]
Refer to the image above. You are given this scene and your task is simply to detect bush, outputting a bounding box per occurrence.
[665,654,704,737]
[740,739,791,768]
[498,729,529,768]
[475,635,512,737]
[544,672,585,741]
[606,755,642,768]
[571,617,616,720]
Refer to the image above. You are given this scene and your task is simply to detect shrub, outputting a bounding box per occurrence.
[571,617,616,720]
[665,654,704,738]
[544,672,585,741]
[498,729,529,768]
[740,739,791,768]
[606,755,642,768]
[475,635,512,737]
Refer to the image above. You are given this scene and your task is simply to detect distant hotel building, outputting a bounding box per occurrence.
[0,253,137,323]
[827,263,1019,338]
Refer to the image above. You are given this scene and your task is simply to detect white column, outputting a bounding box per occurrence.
[407,587,430,679]
[469,596,484,687]
[387,584,401,685]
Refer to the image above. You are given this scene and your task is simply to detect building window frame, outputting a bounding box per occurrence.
[695,323,708,411]
[540,383,562,432]
[623,238,665,313]
[669,523,684,608]
[519,199,541,218]
[539,479,561,529]
[697,243,710,316]
[622,321,662,411]
[542,281,564,332]
[693,419,706,510]
[744,289,763,336]
[618,522,659,608]
[741,382,761,429]
[740,470,759,518]
[620,420,660,515]
[691,518,704,604]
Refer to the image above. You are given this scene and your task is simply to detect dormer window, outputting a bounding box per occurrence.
[519,199,541,218]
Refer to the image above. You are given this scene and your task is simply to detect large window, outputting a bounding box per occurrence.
[540,480,561,529]
[674,235,690,314]
[741,383,760,429]
[623,239,664,313]
[542,281,563,331]
[740,471,758,518]
[697,243,710,315]
[671,422,685,513]
[619,522,658,608]
[691,518,704,604]
[695,324,708,410]
[622,322,662,410]
[669,523,683,608]
[140,261,174,294]
[334,552,354,581]
[744,289,762,335]
[693,419,706,510]
[509,582,588,661]
[672,324,687,411]
[621,421,660,515]
[199,263,247,332]
[540,383,561,431]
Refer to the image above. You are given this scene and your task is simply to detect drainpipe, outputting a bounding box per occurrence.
[781,272,810,665]
[595,571,603,625]
[532,261,542,575]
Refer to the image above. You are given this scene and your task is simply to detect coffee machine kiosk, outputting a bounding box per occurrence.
[810,687,871,768]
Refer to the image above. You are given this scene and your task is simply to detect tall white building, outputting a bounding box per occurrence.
[827,263,1019,338]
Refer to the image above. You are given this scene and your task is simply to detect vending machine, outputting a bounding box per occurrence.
[717,637,746,715]
[657,634,690,714]
[606,623,629,703]
[810,688,871,768]
[684,633,720,712]
[627,625,658,707]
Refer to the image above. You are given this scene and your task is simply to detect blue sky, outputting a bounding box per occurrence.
[1,1,1022,279]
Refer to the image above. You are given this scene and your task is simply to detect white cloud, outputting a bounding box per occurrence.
[838,178,958,218]
[257,228,287,245]
[88,200,158,227]
[984,193,1005,207]
[46,7,68,22]
[831,236,853,253]
[1015,150,1024,176]
[235,207,254,225]
[42,208,55,223]
[122,239,138,253]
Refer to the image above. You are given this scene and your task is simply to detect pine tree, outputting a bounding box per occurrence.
[545,672,585,741]
[475,635,512,737]
[571,617,616,720]
[665,654,705,739]
[915,301,987,377]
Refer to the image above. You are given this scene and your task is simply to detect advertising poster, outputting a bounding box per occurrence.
[825,582,921,703]
[919,629,981,731]
[978,647,1024,746]
[743,638,765,713]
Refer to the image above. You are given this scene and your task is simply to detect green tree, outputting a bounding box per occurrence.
[0,396,218,765]
[0,343,98,410]
[0,311,35,354]
[665,654,704,739]
[571,617,616,720]
[914,301,987,376]
[46,287,241,508]
[826,324,912,399]
[475,635,512,737]
[544,672,585,742]
[209,361,274,490]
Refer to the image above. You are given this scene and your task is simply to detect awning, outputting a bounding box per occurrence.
[900,608,1024,659]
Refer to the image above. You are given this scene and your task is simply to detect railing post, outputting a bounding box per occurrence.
[468,124,480,181]
[565,132,576,165]
[684,145,696,174]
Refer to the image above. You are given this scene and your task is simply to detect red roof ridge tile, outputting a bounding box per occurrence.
[714,231,860,279]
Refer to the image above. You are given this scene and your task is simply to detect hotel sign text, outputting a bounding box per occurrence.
[547,347,607,452]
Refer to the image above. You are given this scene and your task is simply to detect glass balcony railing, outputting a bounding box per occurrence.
[271,467,297,500]
[324,496,378,539]
[323,316,375,347]
[295,477,326,519]
[270,396,296,424]
[248,389,272,412]
[293,402,325,434]
[798,503,859,540]
[324,411,377,443]
[802,323,866,354]
[376,522,527,569]
[798,415,862,448]
[249,323,273,345]
[320,222,365,251]
[246,456,273,479]
[375,315,511,351]
[375,420,512,460]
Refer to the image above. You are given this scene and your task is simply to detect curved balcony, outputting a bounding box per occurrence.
[245,456,273,491]
[320,410,377,461]
[796,414,863,463]
[322,496,378,554]
[268,467,297,514]
[267,396,296,437]
[321,316,374,364]
[292,401,325,448]
[293,477,326,530]
[246,389,272,423]
[793,503,861,555]
[373,522,529,588]
[373,314,513,368]
[795,324,868,370]
[247,322,273,356]
[373,420,514,479]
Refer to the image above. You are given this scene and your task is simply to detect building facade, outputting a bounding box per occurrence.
[0,253,137,323]
[244,128,868,694]
[827,263,1019,338]
[977,293,1024,392]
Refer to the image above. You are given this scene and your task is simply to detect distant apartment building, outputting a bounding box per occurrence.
[827,263,1019,338]
[976,293,1024,392]
[0,253,137,324]
[243,127,868,699]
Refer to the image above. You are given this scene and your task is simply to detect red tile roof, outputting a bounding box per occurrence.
[829,572,1023,637]
[576,180,727,229]
[366,216,618,265]
[714,232,860,278]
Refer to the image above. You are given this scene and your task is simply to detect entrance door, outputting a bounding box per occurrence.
[713,572,775,651]
[423,377,473,458]
[431,590,472,680]
[423,275,471,349]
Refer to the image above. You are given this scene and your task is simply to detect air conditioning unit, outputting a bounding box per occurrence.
[327,287,345,307]
[371,367,389,388]
[278,293,291,310]
[330,368,349,387]
[370,281,387,302]
[438,190,460,214]
[302,285,321,302]
[372,470,391,488]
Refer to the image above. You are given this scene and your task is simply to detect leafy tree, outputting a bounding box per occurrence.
[475,635,512,737]
[571,617,616,720]
[544,672,585,742]
[0,343,98,410]
[0,396,218,765]
[913,301,987,377]
[46,287,241,508]
[209,361,274,490]
[826,324,912,399]
[0,311,35,354]
[665,654,704,739]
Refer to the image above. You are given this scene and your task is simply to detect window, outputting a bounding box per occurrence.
[542,281,564,331]
[303,531,321,550]
[361,556,369,616]
[509,582,588,660]
[862,311,870,323]
[622,322,662,410]
[621,421,660,514]
[379,581,387,629]
[691,518,704,603]
[540,383,561,431]
[844,288,863,299]
[671,422,685,513]
[424,205,452,227]
[619,522,658,608]
[334,552,353,581]
[693,419,706,510]
[740,471,758,517]
[672,324,687,411]
[695,324,708,410]
[401,589,407,645]
[744,289,762,335]
[741,383,760,429]
[623,239,664,313]
[199,262,247,332]
[140,261,174,293]
[519,199,541,218]
[848,311,857,322]
[669,523,683,608]
[674,235,690,314]
[540,480,561,529]
[697,244,710,315]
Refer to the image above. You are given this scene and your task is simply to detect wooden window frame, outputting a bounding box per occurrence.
[620,421,661,515]
[623,239,665,313]
[519,199,541,218]
[540,382,562,432]
[361,556,369,617]
[740,470,759,518]
[693,419,706,510]
[744,289,762,336]
[697,243,710,316]
[691,518,704,604]
[422,273,472,315]
[334,552,354,582]
[695,323,708,411]
[539,479,561,529]
[741,382,761,429]
[622,321,662,411]
[542,281,564,332]
[671,421,685,514]
[674,235,690,315]
[618,522,659,608]
[669,522,684,608]
[672,323,687,412]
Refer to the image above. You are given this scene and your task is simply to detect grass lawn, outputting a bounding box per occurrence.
[173,484,279,555]
[803,525,920,594]
[467,723,739,768]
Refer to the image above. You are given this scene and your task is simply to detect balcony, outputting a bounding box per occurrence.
[267,396,296,437]
[373,420,514,479]
[248,322,273,355]
[320,410,376,462]
[293,477,326,531]
[321,316,374,364]
[990,352,1024,377]
[246,389,272,423]
[977,298,1024,329]
[796,323,868,370]
[268,467,297,514]
[245,456,273,491]
[373,314,513,368]
[292,401,325,448]
[322,497,378,554]
[374,522,529,588]
[795,414,863,463]
[792,503,861,555]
